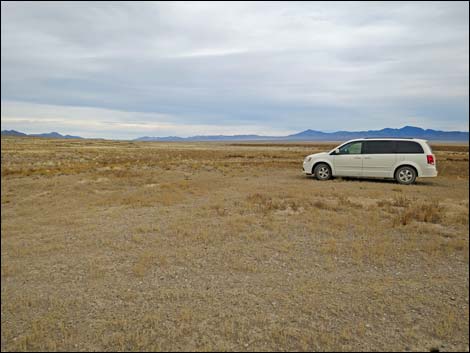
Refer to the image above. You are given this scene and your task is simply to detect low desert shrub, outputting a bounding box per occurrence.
[394,201,443,226]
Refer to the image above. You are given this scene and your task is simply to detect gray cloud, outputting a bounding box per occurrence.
[1,1,469,138]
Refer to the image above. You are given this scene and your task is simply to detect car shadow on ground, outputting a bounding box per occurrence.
[338,177,439,186]
[297,174,439,186]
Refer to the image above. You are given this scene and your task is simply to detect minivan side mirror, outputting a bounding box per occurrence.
[335,148,340,154]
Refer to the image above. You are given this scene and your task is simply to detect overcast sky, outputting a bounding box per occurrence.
[1,1,469,139]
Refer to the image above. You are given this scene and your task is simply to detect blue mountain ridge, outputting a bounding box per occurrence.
[135,126,469,141]
[2,126,468,141]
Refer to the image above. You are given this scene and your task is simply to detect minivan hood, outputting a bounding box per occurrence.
[307,152,329,159]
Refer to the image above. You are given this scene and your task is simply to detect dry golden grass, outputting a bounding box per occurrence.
[1,136,469,351]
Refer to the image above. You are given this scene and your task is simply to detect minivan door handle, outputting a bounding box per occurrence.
[353,156,362,159]
[364,157,372,159]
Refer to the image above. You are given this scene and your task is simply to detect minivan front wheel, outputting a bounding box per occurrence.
[314,163,332,181]
[395,166,417,185]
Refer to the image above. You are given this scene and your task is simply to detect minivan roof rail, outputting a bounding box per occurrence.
[362,137,416,139]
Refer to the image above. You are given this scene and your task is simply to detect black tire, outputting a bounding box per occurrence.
[313,163,332,181]
[395,166,417,185]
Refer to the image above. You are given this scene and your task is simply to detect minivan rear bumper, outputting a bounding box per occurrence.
[420,166,438,177]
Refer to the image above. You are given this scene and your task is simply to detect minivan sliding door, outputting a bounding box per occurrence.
[361,140,397,178]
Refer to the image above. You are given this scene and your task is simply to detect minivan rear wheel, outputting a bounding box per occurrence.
[314,163,332,181]
[395,166,417,185]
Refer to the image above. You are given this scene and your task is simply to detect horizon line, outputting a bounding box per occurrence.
[2,125,469,141]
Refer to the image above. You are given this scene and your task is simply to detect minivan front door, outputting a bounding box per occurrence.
[333,141,363,176]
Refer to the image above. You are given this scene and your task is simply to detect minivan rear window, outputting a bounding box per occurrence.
[395,141,424,154]
[362,141,395,154]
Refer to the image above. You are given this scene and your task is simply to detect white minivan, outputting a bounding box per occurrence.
[302,138,437,184]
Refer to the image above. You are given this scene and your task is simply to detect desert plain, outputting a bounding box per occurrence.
[1,136,469,351]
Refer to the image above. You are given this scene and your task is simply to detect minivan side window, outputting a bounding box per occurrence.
[362,141,395,154]
[395,141,424,153]
[338,141,362,155]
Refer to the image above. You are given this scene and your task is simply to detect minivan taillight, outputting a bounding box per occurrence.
[427,155,435,165]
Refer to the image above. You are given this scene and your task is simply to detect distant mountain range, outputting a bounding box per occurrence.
[2,126,469,141]
[135,126,469,142]
[1,130,83,139]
